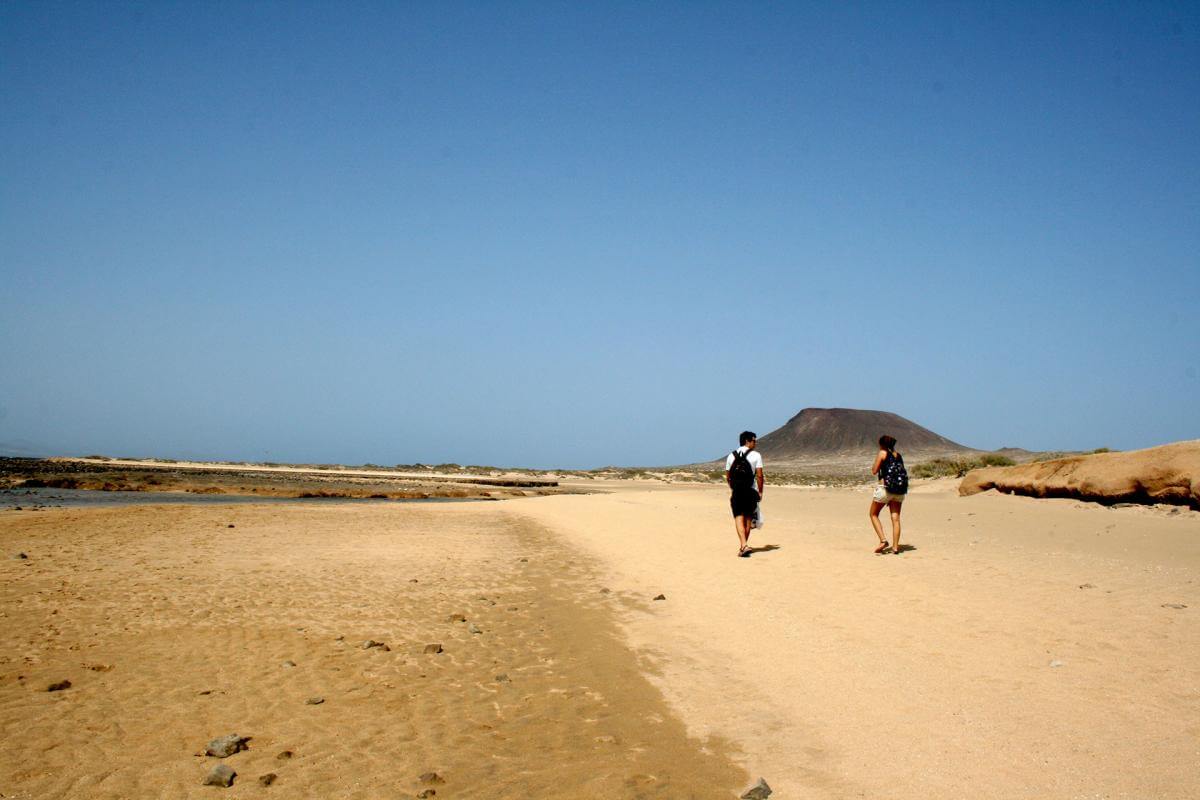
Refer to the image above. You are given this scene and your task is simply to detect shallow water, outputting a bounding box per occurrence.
[0,487,479,510]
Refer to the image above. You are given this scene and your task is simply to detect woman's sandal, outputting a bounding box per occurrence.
[874,540,891,554]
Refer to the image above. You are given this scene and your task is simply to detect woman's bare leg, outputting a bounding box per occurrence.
[888,500,902,552]
[869,501,888,551]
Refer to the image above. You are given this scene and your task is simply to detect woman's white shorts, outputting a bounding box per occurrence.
[872,485,906,504]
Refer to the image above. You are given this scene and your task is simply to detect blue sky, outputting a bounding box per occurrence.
[2,2,1197,468]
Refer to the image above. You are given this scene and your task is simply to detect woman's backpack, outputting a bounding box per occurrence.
[881,452,909,495]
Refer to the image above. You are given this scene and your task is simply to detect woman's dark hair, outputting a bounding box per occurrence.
[879,435,897,452]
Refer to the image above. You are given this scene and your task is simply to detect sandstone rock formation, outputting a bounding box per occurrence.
[959,440,1199,509]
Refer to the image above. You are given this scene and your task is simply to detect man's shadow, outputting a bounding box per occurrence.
[743,544,781,557]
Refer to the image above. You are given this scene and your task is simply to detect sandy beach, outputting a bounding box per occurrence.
[2,482,1198,798]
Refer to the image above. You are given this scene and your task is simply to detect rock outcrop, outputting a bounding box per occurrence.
[959,440,1200,509]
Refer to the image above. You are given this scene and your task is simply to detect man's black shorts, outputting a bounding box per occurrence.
[730,488,759,518]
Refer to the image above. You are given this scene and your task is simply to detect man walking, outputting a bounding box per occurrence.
[726,430,764,557]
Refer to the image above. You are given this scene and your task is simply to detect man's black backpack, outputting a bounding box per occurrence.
[729,449,756,491]
[881,451,908,495]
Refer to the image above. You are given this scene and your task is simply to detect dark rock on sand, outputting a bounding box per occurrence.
[495,673,510,683]
[447,614,467,623]
[47,680,71,692]
[1162,603,1188,609]
[653,594,666,601]
[258,773,277,786]
[282,660,296,668]
[417,790,436,799]
[205,734,248,758]
[419,771,446,785]
[202,763,236,787]
[423,643,443,654]
[361,640,388,650]
[741,777,773,799]
[276,750,293,760]
[467,623,482,635]
[13,552,28,559]
[305,696,325,705]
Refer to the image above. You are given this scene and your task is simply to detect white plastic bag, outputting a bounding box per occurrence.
[752,506,764,529]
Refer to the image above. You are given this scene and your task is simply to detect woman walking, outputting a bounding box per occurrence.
[869,435,908,554]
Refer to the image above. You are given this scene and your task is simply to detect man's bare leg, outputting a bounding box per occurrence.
[734,515,749,555]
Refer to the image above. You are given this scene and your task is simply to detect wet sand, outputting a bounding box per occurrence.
[2,481,1198,798]
[0,503,742,798]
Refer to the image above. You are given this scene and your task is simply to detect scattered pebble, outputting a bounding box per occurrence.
[276,750,293,760]
[282,660,296,668]
[506,606,518,611]
[419,772,446,785]
[1078,583,1095,589]
[599,587,611,594]
[205,734,248,758]
[227,524,235,528]
[447,614,467,623]
[1049,660,1065,668]
[653,594,666,601]
[467,623,482,635]
[1162,603,1188,610]
[519,557,528,563]
[306,696,325,705]
[361,640,389,650]
[258,773,277,787]
[13,552,28,560]
[423,643,443,654]
[741,777,773,799]
[417,791,436,799]
[46,680,71,692]
[334,635,345,641]
[494,673,510,683]
[410,579,419,583]
[202,764,236,787]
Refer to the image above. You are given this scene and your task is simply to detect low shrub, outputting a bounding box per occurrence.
[912,454,1015,479]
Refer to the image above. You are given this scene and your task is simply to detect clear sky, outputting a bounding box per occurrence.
[2,2,1197,468]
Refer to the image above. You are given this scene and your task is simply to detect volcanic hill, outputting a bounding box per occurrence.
[736,408,976,471]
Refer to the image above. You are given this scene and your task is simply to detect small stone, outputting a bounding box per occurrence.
[447,614,467,623]
[227,524,235,528]
[258,773,277,786]
[417,791,436,799]
[1078,583,1095,589]
[205,734,247,758]
[419,771,446,785]
[361,640,386,650]
[599,587,611,594]
[47,679,71,692]
[276,750,293,760]
[741,777,773,799]
[410,579,419,583]
[1049,660,1065,668]
[495,673,510,683]
[282,660,296,668]
[334,635,345,641]
[467,623,482,635]
[507,606,518,611]
[519,557,528,562]
[202,763,236,787]
[653,594,666,601]
[423,643,443,654]
[306,696,325,705]
[1162,603,1188,609]
[13,552,28,560]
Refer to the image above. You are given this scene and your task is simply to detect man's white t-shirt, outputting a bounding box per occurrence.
[725,446,764,473]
